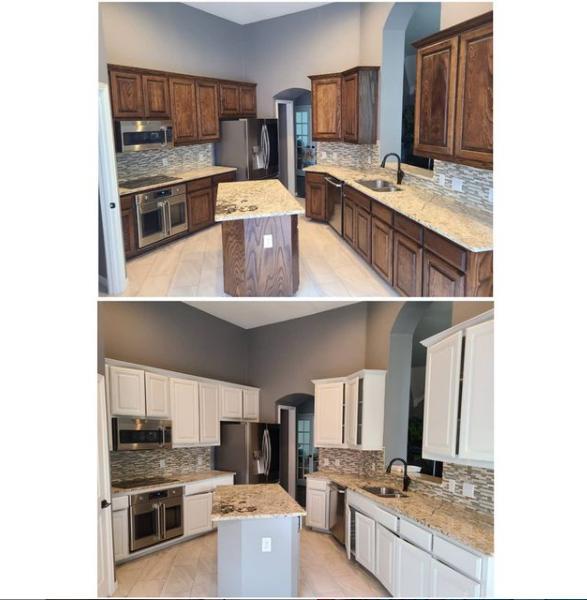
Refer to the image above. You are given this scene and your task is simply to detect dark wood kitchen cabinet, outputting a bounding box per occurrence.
[169,77,199,145]
[195,80,220,142]
[354,205,371,263]
[239,85,257,116]
[422,251,465,296]
[310,75,342,141]
[119,194,138,258]
[413,11,493,169]
[393,232,423,297]
[219,83,240,117]
[188,187,214,231]
[142,73,170,118]
[219,82,257,118]
[341,67,379,144]
[109,69,144,119]
[343,198,355,245]
[305,173,328,221]
[371,218,393,283]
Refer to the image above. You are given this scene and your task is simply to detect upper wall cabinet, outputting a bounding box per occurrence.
[143,73,171,119]
[310,75,342,141]
[219,386,259,421]
[219,82,257,118]
[109,69,145,119]
[413,12,493,169]
[169,76,199,145]
[195,79,220,142]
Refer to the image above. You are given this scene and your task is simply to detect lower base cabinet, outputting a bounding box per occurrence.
[112,509,129,561]
[393,537,431,597]
[431,558,481,597]
[375,522,396,592]
[184,491,213,536]
[355,512,376,574]
[306,488,328,530]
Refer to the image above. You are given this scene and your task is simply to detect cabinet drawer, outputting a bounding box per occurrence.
[213,171,236,184]
[433,536,483,581]
[112,495,129,511]
[371,202,393,226]
[394,213,423,244]
[399,519,433,551]
[307,478,329,491]
[120,194,134,211]
[424,229,467,271]
[185,475,233,496]
[345,186,371,211]
[373,506,398,533]
[187,177,212,192]
[306,172,326,184]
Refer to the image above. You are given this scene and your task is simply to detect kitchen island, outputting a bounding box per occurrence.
[215,180,304,296]
[211,483,306,597]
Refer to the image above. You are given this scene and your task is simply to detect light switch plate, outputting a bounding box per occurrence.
[334,459,341,467]
[160,459,166,469]
[162,158,169,166]
[263,234,273,249]
[332,152,338,160]
[321,151,327,159]
[447,479,456,493]
[324,458,330,466]
[262,537,272,552]
[463,482,475,498]
[452,177,464,192]
[488,188,493,202]
[437,174,446,187]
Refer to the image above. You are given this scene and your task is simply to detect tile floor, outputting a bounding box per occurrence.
[114,528,388,598]
[114,200,398,298]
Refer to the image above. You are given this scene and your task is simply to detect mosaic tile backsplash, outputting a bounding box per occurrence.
[318,448,385,475]
[110,447,213,481]
[116,144,214,181]
[315,141,380,168]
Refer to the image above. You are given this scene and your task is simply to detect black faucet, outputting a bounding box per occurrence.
[380,152,405,185]
[385,457,410,492]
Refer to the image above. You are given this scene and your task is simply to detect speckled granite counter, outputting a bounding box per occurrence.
[215,180,304,222]
[211,483,306,521]
[304,165,492,252]
[111,469,235,497]
[307,471,493,555]
[118,166,237,195]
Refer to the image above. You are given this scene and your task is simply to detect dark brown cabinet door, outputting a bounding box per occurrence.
[305,177,327,221]
[423,251,465,296]
[311,76,342,140]
[143,74,170,119]
[354,205,371,263]
[121,208,137,257]
[169,77,198,145]
[455,22,493,166]
[342,72,359,143]
[239,85,257,116]
[188,188,214,231]
[219,83,240,117]
[393,232,423,296]
[195,80,220,142]
[343,198,355,245]
[371,218,393,282]
[109,69,144,119]
[414,36,458,158]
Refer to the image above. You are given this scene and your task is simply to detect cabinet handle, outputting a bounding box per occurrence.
[101,499,111,509]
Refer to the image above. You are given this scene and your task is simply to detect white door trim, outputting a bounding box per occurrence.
[274,99,295,195]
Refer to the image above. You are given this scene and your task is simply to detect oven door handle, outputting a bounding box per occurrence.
[160,503,166,540]
[159,426,165,448]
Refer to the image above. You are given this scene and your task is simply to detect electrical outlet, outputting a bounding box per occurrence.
[451,177,464,192]
[320,151,327,159]
[332,152,338,160]
[447,479,456,493]
[334,459,341,467]
[262,537,272,552]
[462,482,475,498]
[162,157,169,166]
[263,234,273,249]
[160,459,166,469]
[324,458,330,466]
[488,188,493,202]
[437,174,446,187]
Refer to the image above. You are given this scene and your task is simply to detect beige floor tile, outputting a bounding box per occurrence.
[127,578,165,598]
[136,274,172,297]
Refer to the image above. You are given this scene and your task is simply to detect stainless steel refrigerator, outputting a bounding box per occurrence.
[214,422,280,485]
[214,119,279,181]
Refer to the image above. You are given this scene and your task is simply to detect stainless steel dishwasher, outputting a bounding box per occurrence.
[330,482,347,545]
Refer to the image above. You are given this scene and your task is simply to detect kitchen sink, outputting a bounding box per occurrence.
[356,179,400,192]
[363,486,407,498]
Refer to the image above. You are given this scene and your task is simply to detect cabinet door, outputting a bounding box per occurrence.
[112,510,129,562]
[371,218,393,283]
[393,231,423,296]
[306,489,327,529]
[455,23,493,167]
[314,382,345,447]
[394,537,431,597]
[142,73,170,119]
[431,559,481,598]
[195,80,220,142]
[109,366,145,417]
[354,205,372,263]
[199,383,221,445]
[414,37,458,158]
[220,386,243,420]
[345,378,359,448]
[145,372,170,418]
[355,512,376,574]
[109,69,144,119]
[311,76,341,140]
[243,389,259,420]
[375,523,397,594]
[423,251,465,297]
[170,378,199,446]
[169,77,198,145]
[305,179,327,221]
[219,83,239,117]
[342,71,359,143]
[239,85,257,116]
[188,188,214,231]
[422,331,462,459]
[343,198,355,245]
[184,492,213,536]
[459,320,494,462]
[120,208,137,258]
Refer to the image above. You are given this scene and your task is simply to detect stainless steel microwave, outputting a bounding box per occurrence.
[112,417,172,451]
[115,120,173,153]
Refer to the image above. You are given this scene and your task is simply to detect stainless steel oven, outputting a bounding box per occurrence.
[129,486,184,552]
[325,176,343,235]
[116,120,173,153]
[112,418,172,451]
[135,184,188,249]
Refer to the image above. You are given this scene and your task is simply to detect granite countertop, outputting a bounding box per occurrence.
[111,469,235,497]
[118,166,237,195]
[307,470,493,556]
[215,180,305,222]
[304,165,492,252]
[211,483,307,522]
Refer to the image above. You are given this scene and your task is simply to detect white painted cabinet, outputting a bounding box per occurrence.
[184,492,213,536]
[431,559,481,597]
[345,378,359,448]
[306,488,328,530]
[109,366,145,417]
[145,372,170,418]
[220,386,243,420]
[459,321,494,462]
[314,382,345,447]
[170,378,200,446]
[243,389,260,420]
[355,511,376,574]
[375,522,397,594]
[199,382,220,445]
[112,509,129,561]
[394,537,431,597]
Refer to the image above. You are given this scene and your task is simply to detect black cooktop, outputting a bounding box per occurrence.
[119,174,180,191]
[112,476,179,489]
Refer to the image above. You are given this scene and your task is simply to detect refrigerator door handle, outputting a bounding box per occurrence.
[262,125,270,170]
[266,432,272,477]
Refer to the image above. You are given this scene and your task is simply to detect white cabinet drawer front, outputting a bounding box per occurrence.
[433,536,483,581]
[112,495,129,511]
[307,478,329,491]
[185,475,234,496]
[399,519,433,552]
[373,506,398,533]
[431,558,481,597]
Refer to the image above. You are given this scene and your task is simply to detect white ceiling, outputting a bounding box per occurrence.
[184,2,328,25]
[184,301,357,329]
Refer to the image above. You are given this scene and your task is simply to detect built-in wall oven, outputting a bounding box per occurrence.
[129,486,184,552]
[112,418,172,451]
[115,120,173,153]
[325,176,343,235]
[135,184,188,249]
